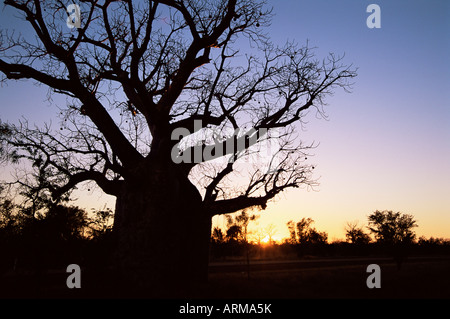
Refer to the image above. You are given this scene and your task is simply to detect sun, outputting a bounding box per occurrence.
[261,235,270,244]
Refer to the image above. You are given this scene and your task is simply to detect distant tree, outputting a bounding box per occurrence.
[367,210,417,245]
[0,183,89,242]
[417,236,450,255]
[225,225,242,242]
[418,236,443,246]
[252,228,266,245]
[225,210,258,277]
[1,202,90,270]
[211,226,225,244]
[265,223,277,244]
[225,210,258,243]
[295,217,314,244]
[286,220,297,244]
[345,221,371,244]
[0,197,18,236]
[287,217,328,245]
[367,210,418,269]
[31,204,89,241]
[307,228,328,245]
[89,207,114,239]
[0,191,22,271]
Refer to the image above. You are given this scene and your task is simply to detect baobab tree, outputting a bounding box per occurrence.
[0,0,356,292]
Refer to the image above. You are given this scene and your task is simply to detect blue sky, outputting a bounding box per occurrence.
[1,0,449,240]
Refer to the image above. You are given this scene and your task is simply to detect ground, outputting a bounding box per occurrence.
[0,256,449,299]
[206,257,450,299]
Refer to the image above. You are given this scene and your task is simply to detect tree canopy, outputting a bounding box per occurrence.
[367,210,418,244]
[0,0,357,216]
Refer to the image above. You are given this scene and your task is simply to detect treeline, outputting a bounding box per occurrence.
[210,211,450,263]
[210,234,450,262]
[1,190,449,274]
[0,194,114,274]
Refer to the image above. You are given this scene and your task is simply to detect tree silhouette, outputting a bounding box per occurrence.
[345,221,370,244]
[287,217,328,253]
[225,224,242,242]
[367,210,418,269]
[42,204,89,240]
[89,207,114,238]
[225,210,257,278]
[288,218,327,245]
[211,226,225,244]
[0,188,91,271]
[264,223,277,244]
[367,210,417,245]
[225,210,258,243]
[0,0,356,291]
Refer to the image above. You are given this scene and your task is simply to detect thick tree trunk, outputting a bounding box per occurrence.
[111,160,211,297]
